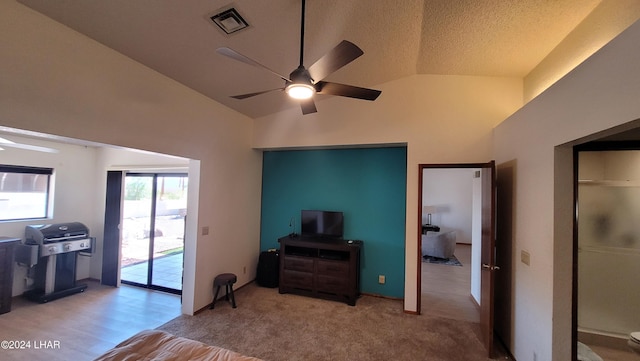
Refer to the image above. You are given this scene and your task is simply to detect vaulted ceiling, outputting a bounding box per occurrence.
[18,0,602,118]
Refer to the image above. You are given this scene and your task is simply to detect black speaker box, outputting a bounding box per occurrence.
[256,251,279,288]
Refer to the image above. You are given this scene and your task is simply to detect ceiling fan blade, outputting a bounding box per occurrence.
[300,98,317,115]
[0,141,58,153]
[216,47,291,82]
[316,81,381,101]
[230,88,283,100]
[307,40,364,82]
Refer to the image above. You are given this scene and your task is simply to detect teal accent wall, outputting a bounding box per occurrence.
[260,147,407,298]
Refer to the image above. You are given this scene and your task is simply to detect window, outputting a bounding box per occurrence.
[0,165,53,221]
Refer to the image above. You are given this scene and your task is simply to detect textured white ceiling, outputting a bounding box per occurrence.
[17,0,602,118]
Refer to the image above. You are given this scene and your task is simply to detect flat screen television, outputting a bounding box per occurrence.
[301,210,344,238]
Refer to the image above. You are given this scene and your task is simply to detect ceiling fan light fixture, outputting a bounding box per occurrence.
[286,83,315,100]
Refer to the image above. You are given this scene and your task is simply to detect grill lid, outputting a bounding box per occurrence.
[25,222,90,244]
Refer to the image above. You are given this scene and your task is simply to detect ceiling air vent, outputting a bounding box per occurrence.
[210,8,249,34]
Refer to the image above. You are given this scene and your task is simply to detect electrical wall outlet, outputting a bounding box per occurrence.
[243,266,246,274]
[378,275,385,284]
[202,226,209,236]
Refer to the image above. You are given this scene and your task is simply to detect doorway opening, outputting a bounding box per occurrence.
[120,173,188,295]
[417,162,498,357]
[573,141,640,361]
[419,166,481,322]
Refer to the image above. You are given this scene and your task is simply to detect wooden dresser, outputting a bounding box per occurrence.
[0,237,20,314]
[278,236,362,306]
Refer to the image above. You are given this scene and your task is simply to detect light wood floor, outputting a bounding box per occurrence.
[422,244,515,359]
[421,243,479,323]
[0,280,181,361]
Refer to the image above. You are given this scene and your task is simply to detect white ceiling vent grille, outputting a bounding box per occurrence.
[210,8,249,34]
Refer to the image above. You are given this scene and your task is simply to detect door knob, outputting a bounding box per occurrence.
[482,263,500,271]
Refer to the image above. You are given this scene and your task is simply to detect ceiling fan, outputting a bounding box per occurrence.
[216,0,381,115]
[0,136,58,153]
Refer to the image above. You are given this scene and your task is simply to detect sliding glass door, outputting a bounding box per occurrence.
[120,173,187,294]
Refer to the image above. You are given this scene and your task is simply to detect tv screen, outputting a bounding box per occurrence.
[301,210,344,238]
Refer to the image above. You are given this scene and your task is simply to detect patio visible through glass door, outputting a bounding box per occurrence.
[120,173,187,294]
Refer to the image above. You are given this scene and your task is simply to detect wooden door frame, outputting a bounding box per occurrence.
[479,160,496,357]
[416,162,490,312]
[417,162,496,357]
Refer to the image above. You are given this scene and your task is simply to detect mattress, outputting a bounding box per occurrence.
[94,329,262,361]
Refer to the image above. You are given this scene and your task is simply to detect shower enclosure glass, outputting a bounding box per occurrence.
[578,151,640,340]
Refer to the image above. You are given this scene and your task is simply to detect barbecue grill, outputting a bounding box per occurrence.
[16,222,94,303]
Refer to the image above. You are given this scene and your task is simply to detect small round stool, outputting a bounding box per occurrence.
[210,273,237,309]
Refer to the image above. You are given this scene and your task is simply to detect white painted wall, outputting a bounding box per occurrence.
[493,19,640,361]
[0,135,98,295]
[0,1,263,315]
[523,0,640,102]
[422,168,475,244]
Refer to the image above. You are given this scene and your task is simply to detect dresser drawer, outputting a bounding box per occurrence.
[282,269,313,289]
[283,256,314,272]
[317,259,348,277]
[317,275,348,293]
[278,236,361,305]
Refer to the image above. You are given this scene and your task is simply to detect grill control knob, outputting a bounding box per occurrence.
[80,242,86,248]
[48,247,57,254]
[63,243,72,251]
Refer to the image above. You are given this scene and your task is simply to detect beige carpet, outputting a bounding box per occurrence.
[157,282,496,361]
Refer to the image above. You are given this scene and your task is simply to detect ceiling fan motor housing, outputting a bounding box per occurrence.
[289,65,314,86]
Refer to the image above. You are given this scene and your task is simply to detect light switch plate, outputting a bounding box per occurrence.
[521,250,531,266]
